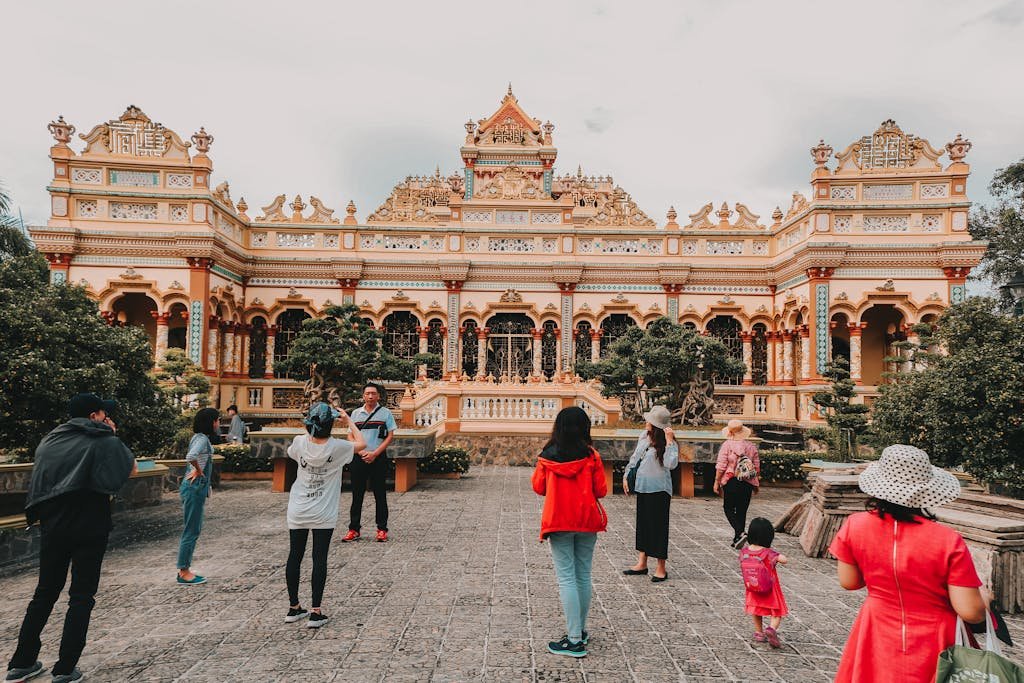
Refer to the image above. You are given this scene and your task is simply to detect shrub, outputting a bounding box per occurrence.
[759,449,820,483]
[419,444,470,474]
[214,443,271,473]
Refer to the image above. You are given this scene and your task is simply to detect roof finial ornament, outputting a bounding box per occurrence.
[666,206,679,229]
[47,115,75,145]
[344,200,358,225]
[945,133,972,163]
[290,195,306,221]
[810,139,832,168]
[507,82,513,98]
[772,206,783,225]
[236,197,249,221]
[716,202,732,226]
[191,127,214,154]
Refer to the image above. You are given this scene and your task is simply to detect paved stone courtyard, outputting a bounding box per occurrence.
[2,466,1022,682]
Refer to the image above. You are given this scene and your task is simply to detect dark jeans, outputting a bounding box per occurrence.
[9,528,108,676]
[349,455,388,532]
[723,478,754,540]
[286,528,333,609]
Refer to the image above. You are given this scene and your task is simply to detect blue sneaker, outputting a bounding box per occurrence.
[547,637,586,658]
[176,574,206,585]
[5,661,44,682]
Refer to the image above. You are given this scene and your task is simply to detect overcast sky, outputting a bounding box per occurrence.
[2,0,1022,231]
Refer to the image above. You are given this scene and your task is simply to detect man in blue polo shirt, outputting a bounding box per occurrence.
[342,383,397,543]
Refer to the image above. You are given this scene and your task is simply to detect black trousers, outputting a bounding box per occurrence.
[286,528,333,609]
[348,454,388,532]
[9,528,108,676]
[635,492,671,560]
[723,478,754,540]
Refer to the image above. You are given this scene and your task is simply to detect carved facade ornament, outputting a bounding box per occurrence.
[771,206,783,225]
[785,191,809,219]
[251,297,265,306]
[48,116,76,145]
[945,134,972,163]
[876,279,896,292]
[684,303,696,312]
[256,195,289,223]
[468,86,546,147]
[212,181,233,209]
[392,290,410,301]
[550,170,654,228]
[79,278,91,288]
[368,170,458,223]
[168,280,184,290]
[544,303,557,311]
[718,294,735,305]
[290,195,307,221]
[499,288,524,303]
[810,139,833,167]
[611,292,629,303]
[429,300,441,309]
[684,202,714,229]
[236,198,249,221]
[464,301,475,309]
[834,291,849,301]
[191,127,214,154]
[475,163,543,201]
[648,303,661,312]
[360,299,371,308]
[307,196,340,224]
[926,292,941,301]
[286,288,302,298]
[755,304,768,313]
[834,119,944,172]
[579,303,592,312]
[685,201,763,229]
[79,105,190,159]
[119,267,143,280]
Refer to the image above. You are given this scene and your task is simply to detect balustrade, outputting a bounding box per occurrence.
[461,396,560,420]
[574,399,608,425]
[413,396,445,427]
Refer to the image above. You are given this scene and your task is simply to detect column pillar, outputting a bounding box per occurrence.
[782,330,795,385]
[900,323,917,373]
[476,327,489,380]
[553,327,562,376]
[338,277,359,306]
[531,328,543,376]
[43,253,72,285]
[944,266,970,306]
[805,267,835,380]
[222,323,236,375]
[557,283,576,376]
[740,331,753,385]
[848,322,865,384]
[417,326,430,380]
[187,257,213,367]
[444,280,463,378]
[662,283,682,321]
[799,324,812,384]
[153,312,170,363]
[265,325,277,379]
[206,316,220,372]
[238,324,250,376]
[590,329,602,362]
[767,331,779,385]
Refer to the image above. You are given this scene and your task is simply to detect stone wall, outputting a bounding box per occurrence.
[154,456,224,492]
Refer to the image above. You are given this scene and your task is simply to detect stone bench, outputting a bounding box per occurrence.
[593,429,758,498]
[253,428,436,494]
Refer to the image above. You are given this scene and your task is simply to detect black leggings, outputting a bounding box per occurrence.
[286,528,332,609]
[723,479,754,540]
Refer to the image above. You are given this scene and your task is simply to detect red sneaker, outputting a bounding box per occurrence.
[375,529,388,542]
[341,530,360,542]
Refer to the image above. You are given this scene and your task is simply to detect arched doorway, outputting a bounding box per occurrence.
[273,309,311,378]
[248,316,267,378]
[751,323,768,385]
[707,315,743,385]
[461,320,479,377]
[485,313,533,380]
[167,302,189,351]
[541,320,558,379]
[574,320,593,366]
[111,293,158,350]
[860,305,905,385]
[381,311,419,361]
[426,318,445,379]
[599,314,636,357]
[830,312,851,366]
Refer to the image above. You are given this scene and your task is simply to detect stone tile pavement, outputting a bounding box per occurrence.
[1,466,1022,682]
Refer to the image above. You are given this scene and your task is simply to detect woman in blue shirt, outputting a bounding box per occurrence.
[176,407,218,585]
[622,405,678,582]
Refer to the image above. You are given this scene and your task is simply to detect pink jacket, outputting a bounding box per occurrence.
[716,439,760,488]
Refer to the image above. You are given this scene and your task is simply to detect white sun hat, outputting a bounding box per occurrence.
[642,405,672,430]
[858,444,961,509]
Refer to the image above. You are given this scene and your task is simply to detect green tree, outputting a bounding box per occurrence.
[153,348,210,411]
[577,317,745,425]
[871,298,1024,490]
[970,159,1024,311]
[273,304,436,409]
[812,356,870,461]
[0,202,177,458]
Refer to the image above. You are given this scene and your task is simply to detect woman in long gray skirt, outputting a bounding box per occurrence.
[622,405,678,582]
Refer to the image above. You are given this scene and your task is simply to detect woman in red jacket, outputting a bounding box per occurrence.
[532,406,608,658]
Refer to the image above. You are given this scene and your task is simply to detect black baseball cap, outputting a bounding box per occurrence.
[68,393,118,418]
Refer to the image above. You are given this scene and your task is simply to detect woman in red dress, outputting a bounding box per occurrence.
[829,445,989,683]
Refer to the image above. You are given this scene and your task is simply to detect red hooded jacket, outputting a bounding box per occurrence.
[531,446,608,540]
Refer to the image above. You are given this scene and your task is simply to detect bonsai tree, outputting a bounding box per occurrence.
[811,356,870,461]
[273,304,437,410]
[153,348,210,411]
[577,317,745,425]
[871,298,1024,491]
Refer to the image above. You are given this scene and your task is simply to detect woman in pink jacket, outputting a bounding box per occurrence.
[714,419,760,548]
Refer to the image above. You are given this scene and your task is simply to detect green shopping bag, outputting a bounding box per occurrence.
[936,614,1024,683]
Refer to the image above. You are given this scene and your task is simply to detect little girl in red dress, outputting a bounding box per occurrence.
[740,517,789,648]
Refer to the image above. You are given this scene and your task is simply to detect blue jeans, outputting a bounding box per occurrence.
[177,477,208,569]
[548,532,597,643]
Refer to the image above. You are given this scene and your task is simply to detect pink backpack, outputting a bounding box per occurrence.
[739,549,774,593]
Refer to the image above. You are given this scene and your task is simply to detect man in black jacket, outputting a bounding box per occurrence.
[6,394,136,683]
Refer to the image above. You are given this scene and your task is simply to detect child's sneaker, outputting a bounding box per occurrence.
[284,607,309,623]
[307,612,329,628]
[547,637,586,658]
[753,631,767,643]
[765,626,782,648]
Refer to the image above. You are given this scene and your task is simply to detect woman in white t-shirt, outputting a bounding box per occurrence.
[284,402,365,627]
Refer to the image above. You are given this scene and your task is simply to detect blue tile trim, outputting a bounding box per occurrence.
[189,300,204,365]
[815,283,829,374]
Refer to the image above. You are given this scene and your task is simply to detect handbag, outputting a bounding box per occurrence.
[625,446,646,494]
[936,613,1024,682]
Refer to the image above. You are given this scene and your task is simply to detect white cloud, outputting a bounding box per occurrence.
[1,0,1021,227]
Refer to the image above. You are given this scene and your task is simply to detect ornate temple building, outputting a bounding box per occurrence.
[31,90,983,430]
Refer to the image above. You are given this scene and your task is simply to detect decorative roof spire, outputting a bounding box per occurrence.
[290,195,306,221]
[810,139,832,167]
[47,115,76,145]
[716,202,732,227]
[191,126,214,154]
[945,133,972,163]
[666,206,679,229]
[236,197,249,221]
[344,200,358,225]
[771,206,783,225]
